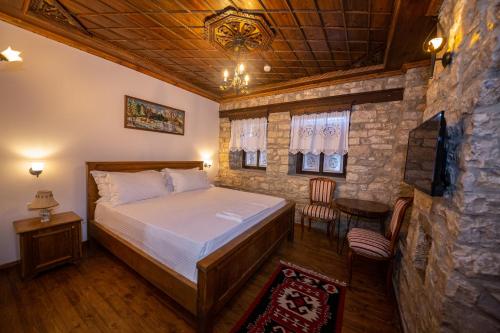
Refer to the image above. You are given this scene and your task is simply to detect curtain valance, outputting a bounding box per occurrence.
[229,117,267,153]
[289,111,350,155]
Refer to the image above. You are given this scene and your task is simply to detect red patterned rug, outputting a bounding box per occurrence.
[230,261,346,333]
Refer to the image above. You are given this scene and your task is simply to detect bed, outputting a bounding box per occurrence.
[86,161,295,332]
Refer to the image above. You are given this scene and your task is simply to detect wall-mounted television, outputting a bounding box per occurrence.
[404,111,447,196]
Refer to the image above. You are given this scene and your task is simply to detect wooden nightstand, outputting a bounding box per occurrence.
[13,211,82,279]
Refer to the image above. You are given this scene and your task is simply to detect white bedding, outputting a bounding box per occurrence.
[94,187,286,282]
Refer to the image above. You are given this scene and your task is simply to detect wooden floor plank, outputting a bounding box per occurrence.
[0,225,400,332]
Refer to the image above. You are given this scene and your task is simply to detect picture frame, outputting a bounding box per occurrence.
[124,95,185,135]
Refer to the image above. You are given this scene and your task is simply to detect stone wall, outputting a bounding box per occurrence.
[218,68,428,229]
[395,0,500,332]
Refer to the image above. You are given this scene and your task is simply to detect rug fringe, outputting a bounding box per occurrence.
[279,260,348,287]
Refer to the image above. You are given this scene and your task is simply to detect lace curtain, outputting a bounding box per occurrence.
[229,117,267,152]
[289,111,350,155]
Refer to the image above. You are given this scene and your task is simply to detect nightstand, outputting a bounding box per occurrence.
[13,211,82,279]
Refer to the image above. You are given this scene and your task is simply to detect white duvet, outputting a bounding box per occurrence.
[94,187,286,282]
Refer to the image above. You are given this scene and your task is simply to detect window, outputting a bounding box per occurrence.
[229,117,267,170]
[296,153,347,177]
[242,150,267,170]
[289,110,350,177]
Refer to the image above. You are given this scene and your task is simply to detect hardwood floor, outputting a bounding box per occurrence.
[0,225,400,332]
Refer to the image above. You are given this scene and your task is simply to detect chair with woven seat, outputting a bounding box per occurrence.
[300,177,337,238]
[346,197,413,290]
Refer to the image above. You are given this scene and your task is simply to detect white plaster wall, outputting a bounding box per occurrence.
[0,21,220,265]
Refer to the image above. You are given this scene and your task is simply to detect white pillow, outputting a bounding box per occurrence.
[161,168,200,192]
[168,170,210,193]
[90,170,112,203]
[106,170,170,206]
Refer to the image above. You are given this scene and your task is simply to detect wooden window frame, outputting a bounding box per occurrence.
[242,150,266,170]
[296,153,347,178]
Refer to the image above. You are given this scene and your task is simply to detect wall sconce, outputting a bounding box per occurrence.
[0,46,23,62]
[29,162,44,177]
[423,25,453,78]
[204,160,213,169]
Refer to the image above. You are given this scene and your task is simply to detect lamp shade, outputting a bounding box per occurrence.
[28,190,59,210]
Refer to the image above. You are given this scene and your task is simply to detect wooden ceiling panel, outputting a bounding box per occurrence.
[295,12,321,26]
[326,29,346,41]
[313,51,332,60]
[372,0,394,12]
[344,0,369,11]
[371,13,392,28]
[316,0,341,10]
[261,0,288,10]
[127,14,162,28]
[346,13,368,28]
[0,0,434,100]
[270,13,295,26]
[309,40,330,51]
[288,40,309,51]
[78,15,118,28]
[321,13,343,26]
[347,29,369,40]
[230,0,264,10]
[302,27,325,40]
[99,0,137,12]
[280,28,304,40]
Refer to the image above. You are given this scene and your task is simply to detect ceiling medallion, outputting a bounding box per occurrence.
[205,8,274,94]
[29,0,90,35]
[204,8,275,53]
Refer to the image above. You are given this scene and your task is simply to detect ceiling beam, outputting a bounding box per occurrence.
[219,88,405,117]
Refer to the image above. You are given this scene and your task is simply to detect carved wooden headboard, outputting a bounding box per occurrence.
[86,161,203,222]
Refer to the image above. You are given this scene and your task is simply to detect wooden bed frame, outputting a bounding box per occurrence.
[86,161,295,332]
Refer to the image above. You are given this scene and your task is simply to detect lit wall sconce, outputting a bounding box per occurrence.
[204,160,213,169]
[29,162,44,177]
[423,25,453,78]
[0,46,23,62]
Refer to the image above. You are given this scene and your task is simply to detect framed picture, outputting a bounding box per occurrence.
[124,95,185,135]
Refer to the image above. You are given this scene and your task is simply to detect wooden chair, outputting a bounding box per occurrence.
[346,197,413,290]
[300,177,337,238]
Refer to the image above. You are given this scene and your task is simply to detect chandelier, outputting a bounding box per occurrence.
[204,8,275,94]
[220,47,250,94]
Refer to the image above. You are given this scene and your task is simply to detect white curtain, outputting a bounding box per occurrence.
[289,111,350,155]
[229,117,267,152]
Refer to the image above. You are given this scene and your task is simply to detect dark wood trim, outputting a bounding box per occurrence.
[220,88,404,118]
[290,103,352,116]
[221,65,388,102]
[0,260,19,270]
[228,109,268,121]
[296,153,348,178]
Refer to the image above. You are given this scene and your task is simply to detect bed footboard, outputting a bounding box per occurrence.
[196,201,295,332]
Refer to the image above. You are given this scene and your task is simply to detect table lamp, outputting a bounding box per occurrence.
[28,190,59,222]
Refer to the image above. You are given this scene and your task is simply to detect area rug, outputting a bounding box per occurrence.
[230,261,346,333]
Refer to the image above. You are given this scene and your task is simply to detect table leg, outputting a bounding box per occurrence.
[339,214,353,254]
[336,212,343,253]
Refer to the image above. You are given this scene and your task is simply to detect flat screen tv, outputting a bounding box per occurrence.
[404,111,447,196]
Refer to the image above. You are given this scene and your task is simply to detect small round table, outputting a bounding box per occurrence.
[333,198,391,253]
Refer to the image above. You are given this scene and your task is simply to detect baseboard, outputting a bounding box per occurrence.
[0,260,19,270]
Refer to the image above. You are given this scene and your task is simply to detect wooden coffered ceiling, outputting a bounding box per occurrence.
[0,0,438,102]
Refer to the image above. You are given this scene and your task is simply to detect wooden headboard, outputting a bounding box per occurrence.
[86,161,203,222]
